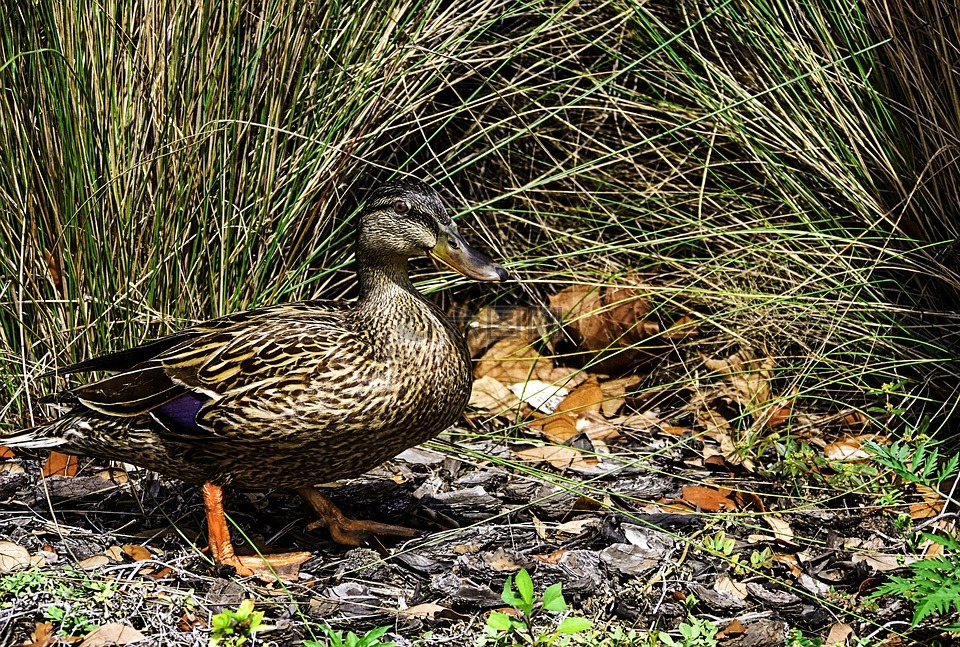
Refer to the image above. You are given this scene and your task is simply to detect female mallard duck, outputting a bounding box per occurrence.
[4,179,506,577]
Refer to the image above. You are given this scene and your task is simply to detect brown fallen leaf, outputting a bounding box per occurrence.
[703,347,776,413]
[105,546,125,562]
[178,612,206,631]
[145,566,173,580]
[716,619,746,639]
[598,375,642,417]
[549,281,662,372]
[122,544,152,562]
[763,515,796,546]
[714,575,748,601]
[0,445,14,459]
[824,434,877,461]
[824,622,853,647]
[680,486,736,512]
[79,623,146,646]
[732,490,765,512]
[23,622,56,647]
[528,376,604,444]
[474,336,578,387]
[512,445,598,471]
[910,484,944,520]
[41,452,78,478]
[402,602,462,620]
[465,305,552,357]
[0,540,31,574]
[532,549,570,564]
[468,375,522,414]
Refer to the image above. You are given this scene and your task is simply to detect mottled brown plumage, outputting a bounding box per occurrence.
[5,178,506,576]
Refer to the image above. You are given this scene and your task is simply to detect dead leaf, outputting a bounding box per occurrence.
[508,380,569,413]
[549,281,661,372]
[0,540,30,574]
[764,515,796,545]
[453,544,479,555]
[122,545,152,562]
[465,305,551,357]
[598,375,642,417]
[0,445,14,459]
[680,486,736,512]
[402,603,461,620]
[852,552,915,572]
[79,623,146,646]
[909,501,942,520]
[78,555,111,571]
[528,376,604,444]
[97,468,129,486]
[145,566,173,580]
[512,445,598,471]
[41,452,78,477]
[532,550,570,564]
[178,613,205,631]
[474,337,578,387]
[554,518,599,535]
[105,546,125,562]
[825,622,853,647]
[469,375,522,413]
[714,575,748,601]
[824,435,875,461]
[716,619,746,639]
[732,490,765,512]
[662,315,698,339]
[483,548,523,572]
[703,348,776,412]
[840,411,870,429]
[23,622,56,647]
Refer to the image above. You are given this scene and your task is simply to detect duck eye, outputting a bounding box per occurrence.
[393,199,409,214]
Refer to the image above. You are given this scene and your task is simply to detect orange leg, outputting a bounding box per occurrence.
[295,486,418,546]
[201,482,312,579]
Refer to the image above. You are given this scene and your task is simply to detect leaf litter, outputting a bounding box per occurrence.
[0,283,952,645]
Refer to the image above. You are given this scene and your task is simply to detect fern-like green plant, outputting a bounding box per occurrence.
[864,438,959,489]
[871,533,960,629]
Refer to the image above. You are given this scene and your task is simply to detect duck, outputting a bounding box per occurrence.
[3,178,507,577]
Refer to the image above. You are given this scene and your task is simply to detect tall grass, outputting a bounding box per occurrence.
[1,0,957,435]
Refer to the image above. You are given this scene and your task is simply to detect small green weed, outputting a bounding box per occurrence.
[0,568,48,596]
[209,599,272,647]
[701,531,735,557]
[656,595,718,647]
[44,603,97,635]
[304,624,395,647]
[480,568,592,646]
[785,628,822,646]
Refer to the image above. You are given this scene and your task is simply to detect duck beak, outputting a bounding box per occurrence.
[430,223,508,282]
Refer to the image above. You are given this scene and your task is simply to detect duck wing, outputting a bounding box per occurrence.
[56,302,350,421]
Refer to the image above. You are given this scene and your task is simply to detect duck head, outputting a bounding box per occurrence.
[357,179,507,282]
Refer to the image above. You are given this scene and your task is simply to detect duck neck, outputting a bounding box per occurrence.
[356,251,420,311]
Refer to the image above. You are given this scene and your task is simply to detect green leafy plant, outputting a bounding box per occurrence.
[0,569,48,596]
[865,438,959,490]
[482,568,592,645]
[304,625,395,647]
[786,628,822,647]
[43,603,97,636]
[209,599,272,647]
[701,531,735,557]
[870,532,960,629]
[657,596,718,647]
